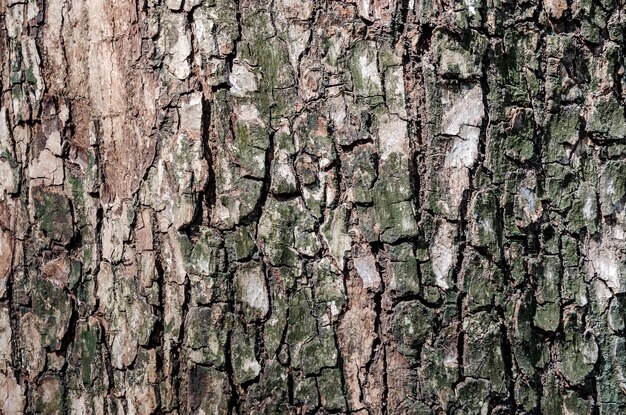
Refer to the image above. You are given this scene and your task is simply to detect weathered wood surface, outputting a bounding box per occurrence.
[0,0,625,413]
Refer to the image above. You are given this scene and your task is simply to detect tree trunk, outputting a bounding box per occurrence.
[0,0,625,413]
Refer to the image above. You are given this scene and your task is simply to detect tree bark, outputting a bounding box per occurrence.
[0,0,625,413]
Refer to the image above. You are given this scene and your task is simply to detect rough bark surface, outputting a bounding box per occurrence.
[0,0,625,413]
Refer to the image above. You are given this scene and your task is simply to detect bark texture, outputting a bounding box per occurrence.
[0,0,626,413]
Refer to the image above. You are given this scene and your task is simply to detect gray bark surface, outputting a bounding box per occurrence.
[0,0,625,413]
